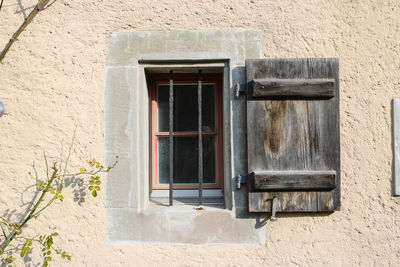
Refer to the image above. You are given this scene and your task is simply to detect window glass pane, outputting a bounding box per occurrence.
[157,84,215,132]
[158,136,216,184]
[157,84,169,132]
[202,84,216,132]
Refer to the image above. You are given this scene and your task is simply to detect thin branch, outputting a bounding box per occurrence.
[61,167,114,178]
[0,247,22,254]
[58,140,64,179]
[0,0,53,62]
[44,152,49,181]
[32,197,55,218]
[0,0,4,12]
[42,0,56,10]
[0,223,7,239]
[33,161,40,190]
[60,128,76,187]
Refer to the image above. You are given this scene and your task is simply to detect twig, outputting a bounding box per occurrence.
[42,0,56,10]
[0,223,7,239]
[33,161,40,190]
[0,0,4,12]
[60,128,76,187]
[0,0,53,62]
[44,153,49,181]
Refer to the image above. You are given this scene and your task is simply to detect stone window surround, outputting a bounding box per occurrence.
[105,30,265,244]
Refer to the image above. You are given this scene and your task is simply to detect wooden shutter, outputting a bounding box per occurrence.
[246,58,340,212]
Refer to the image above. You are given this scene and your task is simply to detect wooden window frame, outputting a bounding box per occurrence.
[148,72,223,191]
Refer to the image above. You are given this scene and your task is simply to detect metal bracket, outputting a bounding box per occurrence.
[270,196,278,222]
[0,101,5,117]
[235,83,245,99]
[235,174,247,189]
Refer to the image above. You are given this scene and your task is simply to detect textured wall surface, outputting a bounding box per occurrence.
[0,0,399,265]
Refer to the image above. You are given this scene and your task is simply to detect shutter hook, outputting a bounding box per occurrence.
[0,101,5,117]
[270,196,278,222]
[236,174,242,189]
[235,83,245,99]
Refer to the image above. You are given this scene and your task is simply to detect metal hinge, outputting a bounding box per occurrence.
[235,174,247,189]
[235,83,245,99]
[0,101,5,117]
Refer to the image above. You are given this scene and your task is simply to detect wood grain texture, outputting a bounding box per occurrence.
[253,170,336,190]
[251,78,335,98]
[246,58,340,212]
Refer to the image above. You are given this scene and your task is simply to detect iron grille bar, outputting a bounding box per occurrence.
[169,70,174,206]
[198,70,203,206]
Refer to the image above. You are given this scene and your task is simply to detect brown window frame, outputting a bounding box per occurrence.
[148,72,223,192]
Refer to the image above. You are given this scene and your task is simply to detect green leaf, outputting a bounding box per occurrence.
[20,247,27,257]
[80,168,85,173]
[89,180,95,185]
[46,237,53,247]
[95,180,101,185]
[66,255,71,261]
[89,186,94,190]
[92,190,97,197]
[6,255,16,263]
[95,176,100,180]
[95,186,100,191]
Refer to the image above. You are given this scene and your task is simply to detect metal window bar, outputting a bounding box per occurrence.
[198,70,203,206]
[169,70,174,206]
[167,70,203,206]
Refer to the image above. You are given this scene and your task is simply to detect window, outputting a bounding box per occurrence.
[148,72,223,198]
[105,30,266,245]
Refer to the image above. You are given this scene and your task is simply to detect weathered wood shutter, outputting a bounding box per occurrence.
[246,58,340,212]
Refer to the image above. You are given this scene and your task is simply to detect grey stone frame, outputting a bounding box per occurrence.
[105,30,264,244]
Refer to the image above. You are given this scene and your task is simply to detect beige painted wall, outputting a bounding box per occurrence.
[0,0,399,265]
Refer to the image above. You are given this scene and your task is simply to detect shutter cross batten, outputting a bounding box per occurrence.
[250,78,336,99]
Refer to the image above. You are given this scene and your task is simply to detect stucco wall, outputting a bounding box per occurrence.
[0,0,399,265]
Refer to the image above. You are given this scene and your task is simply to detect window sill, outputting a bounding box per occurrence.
[107,201,263,245]
[150,189,223,198]
[149,197,224,209]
